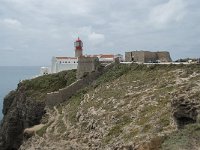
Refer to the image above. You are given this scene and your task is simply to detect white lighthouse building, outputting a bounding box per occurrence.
[51,37,83,73]
[47,37,123,74]
[51,57,78,73]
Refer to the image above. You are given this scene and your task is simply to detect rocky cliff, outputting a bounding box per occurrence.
[1,64,200,150]
[0,70,76,150]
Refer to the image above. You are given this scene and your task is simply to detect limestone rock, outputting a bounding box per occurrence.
[172,95,199,129]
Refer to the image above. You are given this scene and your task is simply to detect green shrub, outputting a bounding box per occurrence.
[22,70,76,101]
[94,64,131,87]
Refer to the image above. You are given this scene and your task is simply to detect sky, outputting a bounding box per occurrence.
[0,0,200,66]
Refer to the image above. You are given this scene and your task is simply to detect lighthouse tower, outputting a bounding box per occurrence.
[74,37,83,57]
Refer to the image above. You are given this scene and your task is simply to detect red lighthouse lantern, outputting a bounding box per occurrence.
[74,37,83,57]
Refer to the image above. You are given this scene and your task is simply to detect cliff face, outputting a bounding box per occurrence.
[0,85,45,150]
[17,64,200,150]
[0,70,76,150]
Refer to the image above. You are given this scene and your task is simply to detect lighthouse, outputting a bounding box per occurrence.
[74,37,83,57]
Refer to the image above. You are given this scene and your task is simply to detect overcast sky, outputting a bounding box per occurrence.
[0,0,200,66]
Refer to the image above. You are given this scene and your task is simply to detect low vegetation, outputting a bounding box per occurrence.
[20,63,200,149]
[21,69,77,101]
[162,124,200,150]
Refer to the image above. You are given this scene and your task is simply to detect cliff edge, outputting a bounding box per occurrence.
[0,70,76,150]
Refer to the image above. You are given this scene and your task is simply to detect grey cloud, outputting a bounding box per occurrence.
[0,0,200,66]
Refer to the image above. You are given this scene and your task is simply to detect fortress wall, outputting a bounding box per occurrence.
[46,62,115,108]
[46,73,100,108]
[156,51,172,62]
[77,57,100,79]
[46,92,62,108]
[132,51,145,62]
[125,51,172,63]
[143,51,157,63]
[125,52,132,62]
[125,51,145,62]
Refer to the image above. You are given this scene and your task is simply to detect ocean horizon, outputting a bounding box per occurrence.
[0,66,41,120]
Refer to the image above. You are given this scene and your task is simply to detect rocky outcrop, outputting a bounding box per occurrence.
[2,91,16,116]
[0,83,45,150]
[172,95,199,129]
[23,124,45,140]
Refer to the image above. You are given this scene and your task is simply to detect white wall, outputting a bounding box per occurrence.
[40,67,49,75]
[99,57,114,62]
[56,63,78,72]
[51,57,78,73]
[51,57,57,73]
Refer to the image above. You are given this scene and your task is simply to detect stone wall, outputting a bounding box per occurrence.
[132,51,145,62]
[125,52,132,62]
[156,51,172,62]
[144,51,157,63]
[125,50,172,63]
[76,56,100,79]
[125,51,145,62]
[46,63,115,108]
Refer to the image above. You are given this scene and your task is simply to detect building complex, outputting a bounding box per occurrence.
[50,38,123,74]
[41,38,173,75]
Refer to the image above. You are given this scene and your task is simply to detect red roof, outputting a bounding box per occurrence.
[55,54,114,60]
[83,54,114,58]
[56,57,77,60]
[100,54,114,58]
[92,55,99,57]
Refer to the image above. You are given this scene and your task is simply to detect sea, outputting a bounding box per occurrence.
[0,66,41,120]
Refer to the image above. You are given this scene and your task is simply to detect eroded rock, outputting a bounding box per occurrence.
[0,86,45,150]
[172,95,198,129]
